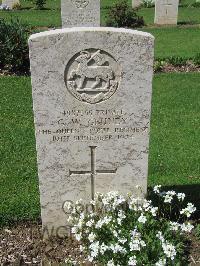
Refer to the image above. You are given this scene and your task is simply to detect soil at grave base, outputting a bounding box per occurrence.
[0,221,200,266]
[0,221,90,265]
[157,63,200,73]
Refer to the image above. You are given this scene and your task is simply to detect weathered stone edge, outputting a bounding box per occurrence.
[28,27,155,42]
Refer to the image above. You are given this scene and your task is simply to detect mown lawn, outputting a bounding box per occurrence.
[0,73,199,226]
[0,0,199,27]
[142,27,200,58]
[0,0,199,59]
[136,7,200,26]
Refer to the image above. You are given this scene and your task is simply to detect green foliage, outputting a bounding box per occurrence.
[193,53,200,66]
[106,0,144,28]
[165,56,187,66]
[191,0,200,7]
[195,224,200,240]
[142,0,155,8]
[154,60,165,72]
[34,0,46,10]
[0,18,30,74]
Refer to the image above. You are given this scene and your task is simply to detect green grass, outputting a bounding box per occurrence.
[137,7,200,25]
[0,0,199,27]
[142,27,200,58]
[0,77,40,226]
[0,73,199,226]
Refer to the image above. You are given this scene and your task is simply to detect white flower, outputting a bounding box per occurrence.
[138,214,147,224]
[153,185,161,194]
[75,233,82,241]
[117,210,126,225]
[86,219,94,227]
[177,193,185,201]
[100,243,109,254]
[163,191,176,203]
[162,242,176,260]
[110,243,126,254]
[89,241,99,258]
[150,207,158,216]
[88,232,96,242]
[129,229,145,251]
[113,230,119,238]
[67,215,73,223]
[128,255,137,265]
[90,200,95,205]
[143,200,152,211]
[118,237,127,244]
[130,239,140,251]
[181,223,194,233]
[156,231,165,243]
[77,218,84,229]
[169,222,180,231]
[88,256,94,262]
[140,240,146,247]
[129,197,142,211]
[79,245,84,252]
[95,216,111,228]
[96,219,104,229]
[103,216,112,224]
[180,203,196,218]
[71,226,78,234]
[118,210,126,219]
[155,258,166,266]
[107,259,115,266]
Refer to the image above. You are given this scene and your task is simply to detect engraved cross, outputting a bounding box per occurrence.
[69,146,117,200]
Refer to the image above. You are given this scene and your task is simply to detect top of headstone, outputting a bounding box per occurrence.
[29,27,154,41]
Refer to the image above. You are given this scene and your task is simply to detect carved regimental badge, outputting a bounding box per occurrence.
[65,49,121,104]
[71,0,89,8]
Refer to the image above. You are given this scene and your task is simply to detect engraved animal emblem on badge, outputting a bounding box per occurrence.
[71,0,89,8]
[65,49,121,104]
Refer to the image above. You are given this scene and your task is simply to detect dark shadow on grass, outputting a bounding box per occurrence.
[33,7,51,10]
[20,7,32,10]
[178,21,198,25]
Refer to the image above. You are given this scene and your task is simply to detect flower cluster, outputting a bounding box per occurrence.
[64,187,196,265]
[0,4,10,10]
[180,203,196,218]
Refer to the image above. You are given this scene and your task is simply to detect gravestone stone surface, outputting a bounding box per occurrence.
[29,27,154,236]
[61,0,100,28]
[132,0,142,8]
[2,0,20,9]
[154,0,179,25]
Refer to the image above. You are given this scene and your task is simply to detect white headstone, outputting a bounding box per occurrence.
[132,0,142,8]
[154,0,179,25]
[29,27,154,236]
[2,0,20,9]
[61,0,100,28]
